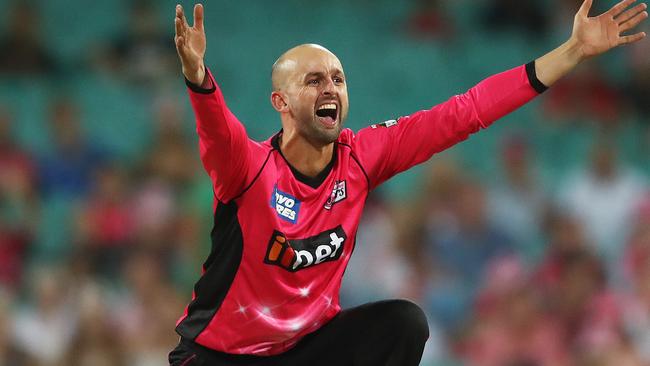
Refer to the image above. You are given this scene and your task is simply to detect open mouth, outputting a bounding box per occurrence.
[316,103,338,127]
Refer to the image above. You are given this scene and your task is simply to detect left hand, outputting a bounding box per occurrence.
[572,0,648,60]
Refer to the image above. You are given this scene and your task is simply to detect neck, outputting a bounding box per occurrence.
[279,129,334,178]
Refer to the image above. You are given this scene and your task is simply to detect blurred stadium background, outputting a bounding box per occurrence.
[1,0,649,364]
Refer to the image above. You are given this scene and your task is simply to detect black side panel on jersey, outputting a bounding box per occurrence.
[176,201,243,339]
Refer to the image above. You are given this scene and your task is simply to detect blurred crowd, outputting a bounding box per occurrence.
[1,0,650,365]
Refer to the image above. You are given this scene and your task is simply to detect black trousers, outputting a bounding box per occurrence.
[169,299,429,366]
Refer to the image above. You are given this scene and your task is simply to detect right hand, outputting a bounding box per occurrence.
[174,4,207,85]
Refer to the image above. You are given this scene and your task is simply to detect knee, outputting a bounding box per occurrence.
[383,300,430,342]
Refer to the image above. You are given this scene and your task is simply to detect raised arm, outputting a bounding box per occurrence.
[174,4,208,86]
[536,0,647,86]
[354,0,647,190]
[174,4,257,202]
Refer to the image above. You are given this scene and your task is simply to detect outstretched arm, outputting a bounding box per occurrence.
[354,0,647,190]
[536,0,647,86]
[173,4,257,203]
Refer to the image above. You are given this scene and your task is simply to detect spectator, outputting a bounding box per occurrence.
[64,283,125,366]
[535,211,590,293]
[482,0,550,36]
[90,0,177,85]
[621,196,650,363]
[114,249,183,366]
[543,64,624,125]
[625,18,650,120]
[464,262,570,366]
[73,163,134,278]
[425,179,514,287]
[142,97,198,191]
[130,176,177,250]
[39,98,107,199]
[550,251,607,347]
[422,171,514,332]
[0,1,58,75]
[167,213,204,292]
[0,290,28,365]
[127,98,193,254]
[341,191,417,306]
[405,0,454,40]
[559,138,647,266]
[12,267,77,365]
[488,133,548,262]
[0,106,38,290]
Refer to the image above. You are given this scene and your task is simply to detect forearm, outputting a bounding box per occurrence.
[186,68,253,201]
[356,63,542,187]
[187,68,247,149]
[535,38,585,88]
[413,63,542,146]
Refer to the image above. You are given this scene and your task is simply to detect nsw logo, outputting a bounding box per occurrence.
[264,226,347,272]
[324,180,347,210]
[270,185,301,224]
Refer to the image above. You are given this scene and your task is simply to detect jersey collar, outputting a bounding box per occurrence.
[271,130,338,189]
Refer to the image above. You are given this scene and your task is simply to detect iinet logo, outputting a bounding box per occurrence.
[264,226,347,272]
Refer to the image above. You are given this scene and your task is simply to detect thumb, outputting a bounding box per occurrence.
[578,0,593,17]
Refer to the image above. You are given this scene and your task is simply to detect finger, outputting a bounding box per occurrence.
[175,4,184,24]
[177,4,190,28]
[174,16,184,39]
[616,2,647,23]
[193,3,204,31]
[578,0,593,17]
[175,36,189,63]
[175,5,187,37]
[619,31,647,44]
[620,11,649,32]
[608,0,637,17]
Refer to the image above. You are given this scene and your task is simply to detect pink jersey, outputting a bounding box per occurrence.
[175,63,545,356]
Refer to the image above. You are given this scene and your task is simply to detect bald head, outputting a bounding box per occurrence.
[271,44,340,91]
[269,43,349,146]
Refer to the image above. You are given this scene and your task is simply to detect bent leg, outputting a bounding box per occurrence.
[283,299,429,366]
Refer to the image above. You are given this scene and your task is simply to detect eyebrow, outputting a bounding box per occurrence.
[303,69,345,80]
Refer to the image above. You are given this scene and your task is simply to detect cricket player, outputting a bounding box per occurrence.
[169,1,647,364]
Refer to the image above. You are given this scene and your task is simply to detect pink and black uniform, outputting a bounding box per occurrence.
[173,62,547,360]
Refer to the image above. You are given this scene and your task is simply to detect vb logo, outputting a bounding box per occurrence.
[264,226,347,272]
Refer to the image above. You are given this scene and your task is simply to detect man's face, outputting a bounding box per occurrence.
[283,49,349,145]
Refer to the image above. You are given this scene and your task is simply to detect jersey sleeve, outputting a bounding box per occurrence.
[186,68,256,202]
[353,62,545,190]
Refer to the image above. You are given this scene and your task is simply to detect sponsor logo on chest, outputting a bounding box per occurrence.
[264,226,347,272]
[270,185,301,224]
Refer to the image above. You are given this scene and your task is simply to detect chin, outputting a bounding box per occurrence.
[310,126,341,146]
[319,130,341,145]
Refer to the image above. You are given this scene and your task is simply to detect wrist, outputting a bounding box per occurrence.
[566,36,587,64]
[183,62,206,86]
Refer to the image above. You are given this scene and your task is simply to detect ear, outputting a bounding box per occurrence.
[270,91,289,113]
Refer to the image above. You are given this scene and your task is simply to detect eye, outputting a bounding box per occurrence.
[308,79,319,86]
[333,76,344,84]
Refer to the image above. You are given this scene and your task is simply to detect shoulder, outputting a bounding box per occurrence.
[337,128,371,154]
[337,128,356,145]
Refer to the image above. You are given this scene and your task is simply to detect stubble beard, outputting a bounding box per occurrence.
[295,110,344,147]
[305,120,341,145]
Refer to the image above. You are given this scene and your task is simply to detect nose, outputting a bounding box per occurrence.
[322,78,336,96]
